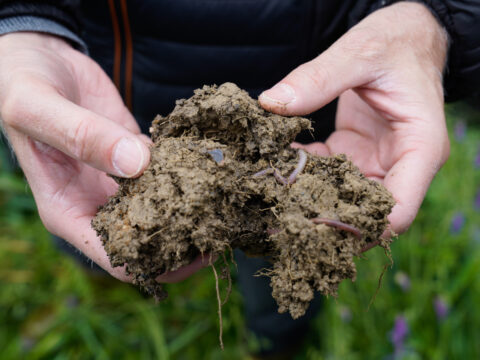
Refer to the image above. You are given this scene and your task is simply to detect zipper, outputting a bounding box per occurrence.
[107,0,134,112]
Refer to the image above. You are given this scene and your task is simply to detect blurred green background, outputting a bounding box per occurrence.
[1,102,479,360]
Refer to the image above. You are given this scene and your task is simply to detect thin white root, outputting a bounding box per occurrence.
[211,263,224,350]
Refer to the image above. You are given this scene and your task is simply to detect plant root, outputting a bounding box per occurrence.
[367,263,389,311]
[211,263,224,350]
[367,246,394,311]
[221,252,232,306]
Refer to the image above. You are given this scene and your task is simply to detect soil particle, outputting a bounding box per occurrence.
[92,83,395,319]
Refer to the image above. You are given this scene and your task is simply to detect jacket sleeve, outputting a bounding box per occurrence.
[0,1,86,52]
[351,0,480,102]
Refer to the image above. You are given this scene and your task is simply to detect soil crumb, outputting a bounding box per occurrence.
[92,83,395,319]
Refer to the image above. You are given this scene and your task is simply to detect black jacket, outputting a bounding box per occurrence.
[1,0,480,139]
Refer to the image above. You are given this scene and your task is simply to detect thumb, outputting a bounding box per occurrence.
[259,30,378,116]
[2,82,150,178]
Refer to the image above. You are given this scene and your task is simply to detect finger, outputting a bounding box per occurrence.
[80,83,142,135]
[53,214,132,282]
[58,215,211,284]
[259,28,378,115]
[291,141,330,157]
[2,83,150,178]
[156,254,214,283]
[109,104,141,135]
[384,149,447,234]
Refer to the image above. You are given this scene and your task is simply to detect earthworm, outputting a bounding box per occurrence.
[266,228,281,235]
[273,169,288,185]
[360,240,380,253]
[253,168,273,177]
[269,218,375,252]
[252,149,307,185]
[310,217,362,240]
[287,149,307,184]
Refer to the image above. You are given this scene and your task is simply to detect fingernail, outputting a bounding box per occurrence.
[260,83,296,105]
[112,137,147,177]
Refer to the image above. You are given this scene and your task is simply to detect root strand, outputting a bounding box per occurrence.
[211,263,224,350]
[367,262,389,311]
[221,252,232,306]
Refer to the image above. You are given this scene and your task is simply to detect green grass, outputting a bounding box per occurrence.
[1,103,480,359]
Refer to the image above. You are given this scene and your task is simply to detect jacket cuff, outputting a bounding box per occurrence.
[0,15,87,53]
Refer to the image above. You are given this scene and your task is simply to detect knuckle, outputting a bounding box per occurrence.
[1,80,30,127]
[440,138,450,164]
[66,118,95,161]
[429,133,450,172]
[436,119,451,166]
[1,73,45,128]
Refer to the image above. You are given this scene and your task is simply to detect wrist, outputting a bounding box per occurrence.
[386,2,448,71]
[0,31,72,52]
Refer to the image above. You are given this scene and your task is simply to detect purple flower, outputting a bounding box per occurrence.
[475,146,480,168]
[433,296,449,321]
[394,271,411,292]
[471,226,480,245]
[339,305,352,323]
[20,336,35,352]
[390,315,409,355]
[450,212,466,234]
[65,295,79,308]
[474,189,480,211]
[454,120,466,142]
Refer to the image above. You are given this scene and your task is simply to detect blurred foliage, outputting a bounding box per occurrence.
[0,103,480,359]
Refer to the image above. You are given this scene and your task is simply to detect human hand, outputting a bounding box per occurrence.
[259,2,449,234]
[0,33,209,282]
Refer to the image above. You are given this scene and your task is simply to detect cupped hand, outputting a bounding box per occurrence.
[259,2,450,234]
[0,33,208,281]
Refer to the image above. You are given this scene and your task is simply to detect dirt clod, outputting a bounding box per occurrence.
[92,83,395,319]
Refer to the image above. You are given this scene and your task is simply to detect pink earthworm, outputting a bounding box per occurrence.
[360,240,380,253]
[273,169,288,185]
[253,168,273,178]
[252,149,307,185]
[310,217,362,240]
[269,218,378,253]
[287,149,307,185]
[253,167,287,185]
[266,228,281,235]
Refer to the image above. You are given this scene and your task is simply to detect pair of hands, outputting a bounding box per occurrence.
[0,3,449,283]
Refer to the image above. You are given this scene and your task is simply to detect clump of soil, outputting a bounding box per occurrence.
[92,83,395,320]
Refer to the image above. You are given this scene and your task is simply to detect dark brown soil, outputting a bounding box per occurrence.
[92,83,395,320]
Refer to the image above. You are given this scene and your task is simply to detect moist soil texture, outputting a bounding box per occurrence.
[92,83,395,319]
